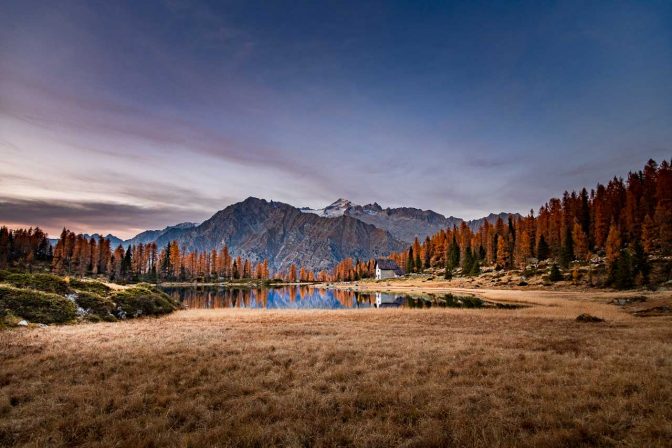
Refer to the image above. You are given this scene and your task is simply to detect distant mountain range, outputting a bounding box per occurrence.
[301,198,518,243]
[51,198,519,271]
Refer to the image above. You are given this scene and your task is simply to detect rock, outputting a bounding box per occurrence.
[17,320,28,326]
[576,314,604,323]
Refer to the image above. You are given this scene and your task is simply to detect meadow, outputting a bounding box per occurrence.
[1,288,671,447]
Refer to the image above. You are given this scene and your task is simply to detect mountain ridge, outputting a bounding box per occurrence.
[301,199,520,242]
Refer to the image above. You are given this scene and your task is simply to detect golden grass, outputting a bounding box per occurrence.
[1,291,671,447]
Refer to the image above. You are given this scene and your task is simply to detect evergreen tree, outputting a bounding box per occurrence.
[537,235,549,260]
[448,236,460,270]
[580,187,591,238]
[559,225,573,268]
[632,241,650,286]
[160,242,172,280]
[121,246,132,280]
[423,238,431,269]
[462,247,474,275]
[469,260,480,276]
[415,251,422,273]
[609,249,633,290]
[478,245,486,261]
[406,247,414,274]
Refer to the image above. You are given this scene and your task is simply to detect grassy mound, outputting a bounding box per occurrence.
[111,286,179,318]
[72,291,117,322]
[0,285,77,324]
[2,273,70,295]
[0,273,180,325]
[69,278,112,296]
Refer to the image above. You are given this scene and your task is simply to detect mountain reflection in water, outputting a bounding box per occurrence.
[160,286,504,310]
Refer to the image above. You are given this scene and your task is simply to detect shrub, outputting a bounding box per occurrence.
[3,273,70,295]
[73,291,117,322]
[549,264,563,282]
[0,285,76,324]
[111,286,179,318]
[69,278,112,296]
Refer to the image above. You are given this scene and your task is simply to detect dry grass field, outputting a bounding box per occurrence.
[1,289,671,447]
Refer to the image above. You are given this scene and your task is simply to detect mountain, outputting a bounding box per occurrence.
[170,197,406,272]
[125,222,198,248]
[53,198,519,272]
[49,233,124,247]
[302,199,520,243]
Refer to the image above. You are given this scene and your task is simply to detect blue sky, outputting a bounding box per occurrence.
[1,0,671,238]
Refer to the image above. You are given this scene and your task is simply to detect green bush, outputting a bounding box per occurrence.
[73,291,117,322]
[3,273,70,295]
[0,285,76,324]
[69,278,112,296]
[111,286,179,318]
[549,264,563,282]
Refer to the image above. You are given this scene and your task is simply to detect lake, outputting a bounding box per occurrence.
[160,285,518,310]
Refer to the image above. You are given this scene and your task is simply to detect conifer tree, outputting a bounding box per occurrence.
[462,247,474,275]
[537,235,549,261]
[559,225,573,268]
[632,241,650,285]
[406,247,414,274]
[469,259,480,276]
[160,242,172,280]
[609,249,633,290]
[448,235,460,270]
[121,246,132,280]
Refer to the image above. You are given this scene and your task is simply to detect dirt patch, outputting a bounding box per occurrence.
[576,313,605,323]
[634,306,672,317]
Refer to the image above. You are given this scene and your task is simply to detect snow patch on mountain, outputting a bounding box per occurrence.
[300,198,354,218]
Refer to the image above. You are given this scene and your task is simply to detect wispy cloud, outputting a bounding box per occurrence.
[0,197,211,239]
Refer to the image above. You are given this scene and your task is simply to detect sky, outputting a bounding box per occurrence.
[1,0,671,239]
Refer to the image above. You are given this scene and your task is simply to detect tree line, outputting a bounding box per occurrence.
[0,224,377,283]
[389,159,669,287]
[0,227,52,270]
[48,230,273,283]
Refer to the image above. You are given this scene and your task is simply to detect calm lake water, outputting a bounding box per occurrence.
[160,286,515,310]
